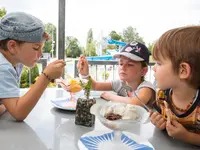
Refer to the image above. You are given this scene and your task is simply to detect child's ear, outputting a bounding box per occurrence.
[141,67,148,76]
[179,62,191,79]
[7,40,18,54]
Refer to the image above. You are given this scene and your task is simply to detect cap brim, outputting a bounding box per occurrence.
[0,35,7,41]
[113,52,144,61]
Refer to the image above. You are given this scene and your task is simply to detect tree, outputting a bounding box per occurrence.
[20,65,39,88]
[123,26,145,44]
[85,29,97,56]
[147,42,155,53]
[109,31,122,41]
[0,8,6,18]
[65,36,82,58]
[85,42,97,56]
[86,28,93,44]
[43,23,57,57]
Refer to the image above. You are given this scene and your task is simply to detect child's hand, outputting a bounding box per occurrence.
[44,59,65,80]
[77,55,89,76]
[150,111,166,130]
[166,119,189,140]
[100,92,112,101]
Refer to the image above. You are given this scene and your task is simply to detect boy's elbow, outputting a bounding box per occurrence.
[12,113,27,121]
[15,117,26,122]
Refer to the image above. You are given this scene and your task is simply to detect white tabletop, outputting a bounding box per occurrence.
[0,88,199,150]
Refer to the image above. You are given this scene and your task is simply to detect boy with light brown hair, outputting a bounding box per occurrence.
[150,26,200,146]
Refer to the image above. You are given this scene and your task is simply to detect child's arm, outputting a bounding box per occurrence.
[0,104,6,116]
[184,131,200,146]
[77,56,113,91]
[166,119,200,146]
[101,91,132,102]
[129,87,154,106]
[2,60,65,121]
[101,87,154,105]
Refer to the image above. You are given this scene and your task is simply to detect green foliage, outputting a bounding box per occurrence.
[109,31,122,41]
[20,67,29,88]
[102,44,118,55]
[0,8,6,18]
[123,26,145,44]
[43,40,52,53]
[20,65,39,88]
[102,72,110,80]
[43,23,57,57]
[87,28,93,44]
[29,65,39,84]
[79,77,92,99]
[84,29,97,56]
[147,42,155,53]
[102,48,107,55]
[85,42,97,56]
[65,36,83,58]
[107,44,117,50]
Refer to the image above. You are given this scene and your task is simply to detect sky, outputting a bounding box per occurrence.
[1,0,200,47]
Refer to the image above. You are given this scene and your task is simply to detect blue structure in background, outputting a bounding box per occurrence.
[87,55,114,61]
[107,39,126,46]
[86,39,126,61]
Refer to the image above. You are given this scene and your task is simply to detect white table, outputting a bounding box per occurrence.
[0,88,199,150]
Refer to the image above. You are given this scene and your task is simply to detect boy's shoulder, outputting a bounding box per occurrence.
[0,53,12,66]
[137,80,156,92]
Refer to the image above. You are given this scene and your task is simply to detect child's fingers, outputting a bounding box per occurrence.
[150,111,159,118]
[127,91,132,97]
[170,119,182,128]
[160,122,166,130]
[149,110,153,116]
[156,117,166,125]
[150,112,159,123]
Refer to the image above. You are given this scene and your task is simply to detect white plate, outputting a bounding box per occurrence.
[51,91,103,111]
[51,97,76,111]
[78,130,154,150]
[76,90,103,99]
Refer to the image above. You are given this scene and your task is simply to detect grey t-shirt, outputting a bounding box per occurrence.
[0,53,23,99]
[111,80,156,97]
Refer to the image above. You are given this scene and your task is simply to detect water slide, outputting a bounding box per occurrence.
[87,39,126,61]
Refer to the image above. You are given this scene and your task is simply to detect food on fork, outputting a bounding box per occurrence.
[68,79,82,93]
[102,103,139,121]
[56,78,82,93]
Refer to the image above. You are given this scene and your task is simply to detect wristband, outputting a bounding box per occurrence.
[42,72,54,82]
[79,73,90,79]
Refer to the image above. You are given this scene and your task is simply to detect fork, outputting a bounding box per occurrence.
[123,85,150,111]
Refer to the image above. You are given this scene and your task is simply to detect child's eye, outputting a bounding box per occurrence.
[33,48,39,51]
[156,62,161,66]
[128,64,134,66]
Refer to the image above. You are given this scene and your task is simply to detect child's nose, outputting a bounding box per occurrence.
[37,50,43,59]
[121,64,127,70]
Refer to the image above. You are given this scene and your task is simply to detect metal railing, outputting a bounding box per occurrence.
[74,60,155,83]
[25,59,155,87]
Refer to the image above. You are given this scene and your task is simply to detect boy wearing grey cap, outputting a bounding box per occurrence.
[77,41,155,108]
[0,12,65,120]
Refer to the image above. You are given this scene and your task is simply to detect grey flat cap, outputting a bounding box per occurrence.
[0,12,46,42]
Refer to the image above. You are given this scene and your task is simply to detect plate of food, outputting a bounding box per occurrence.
[51,97,77,111]
[52,77,83,111]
